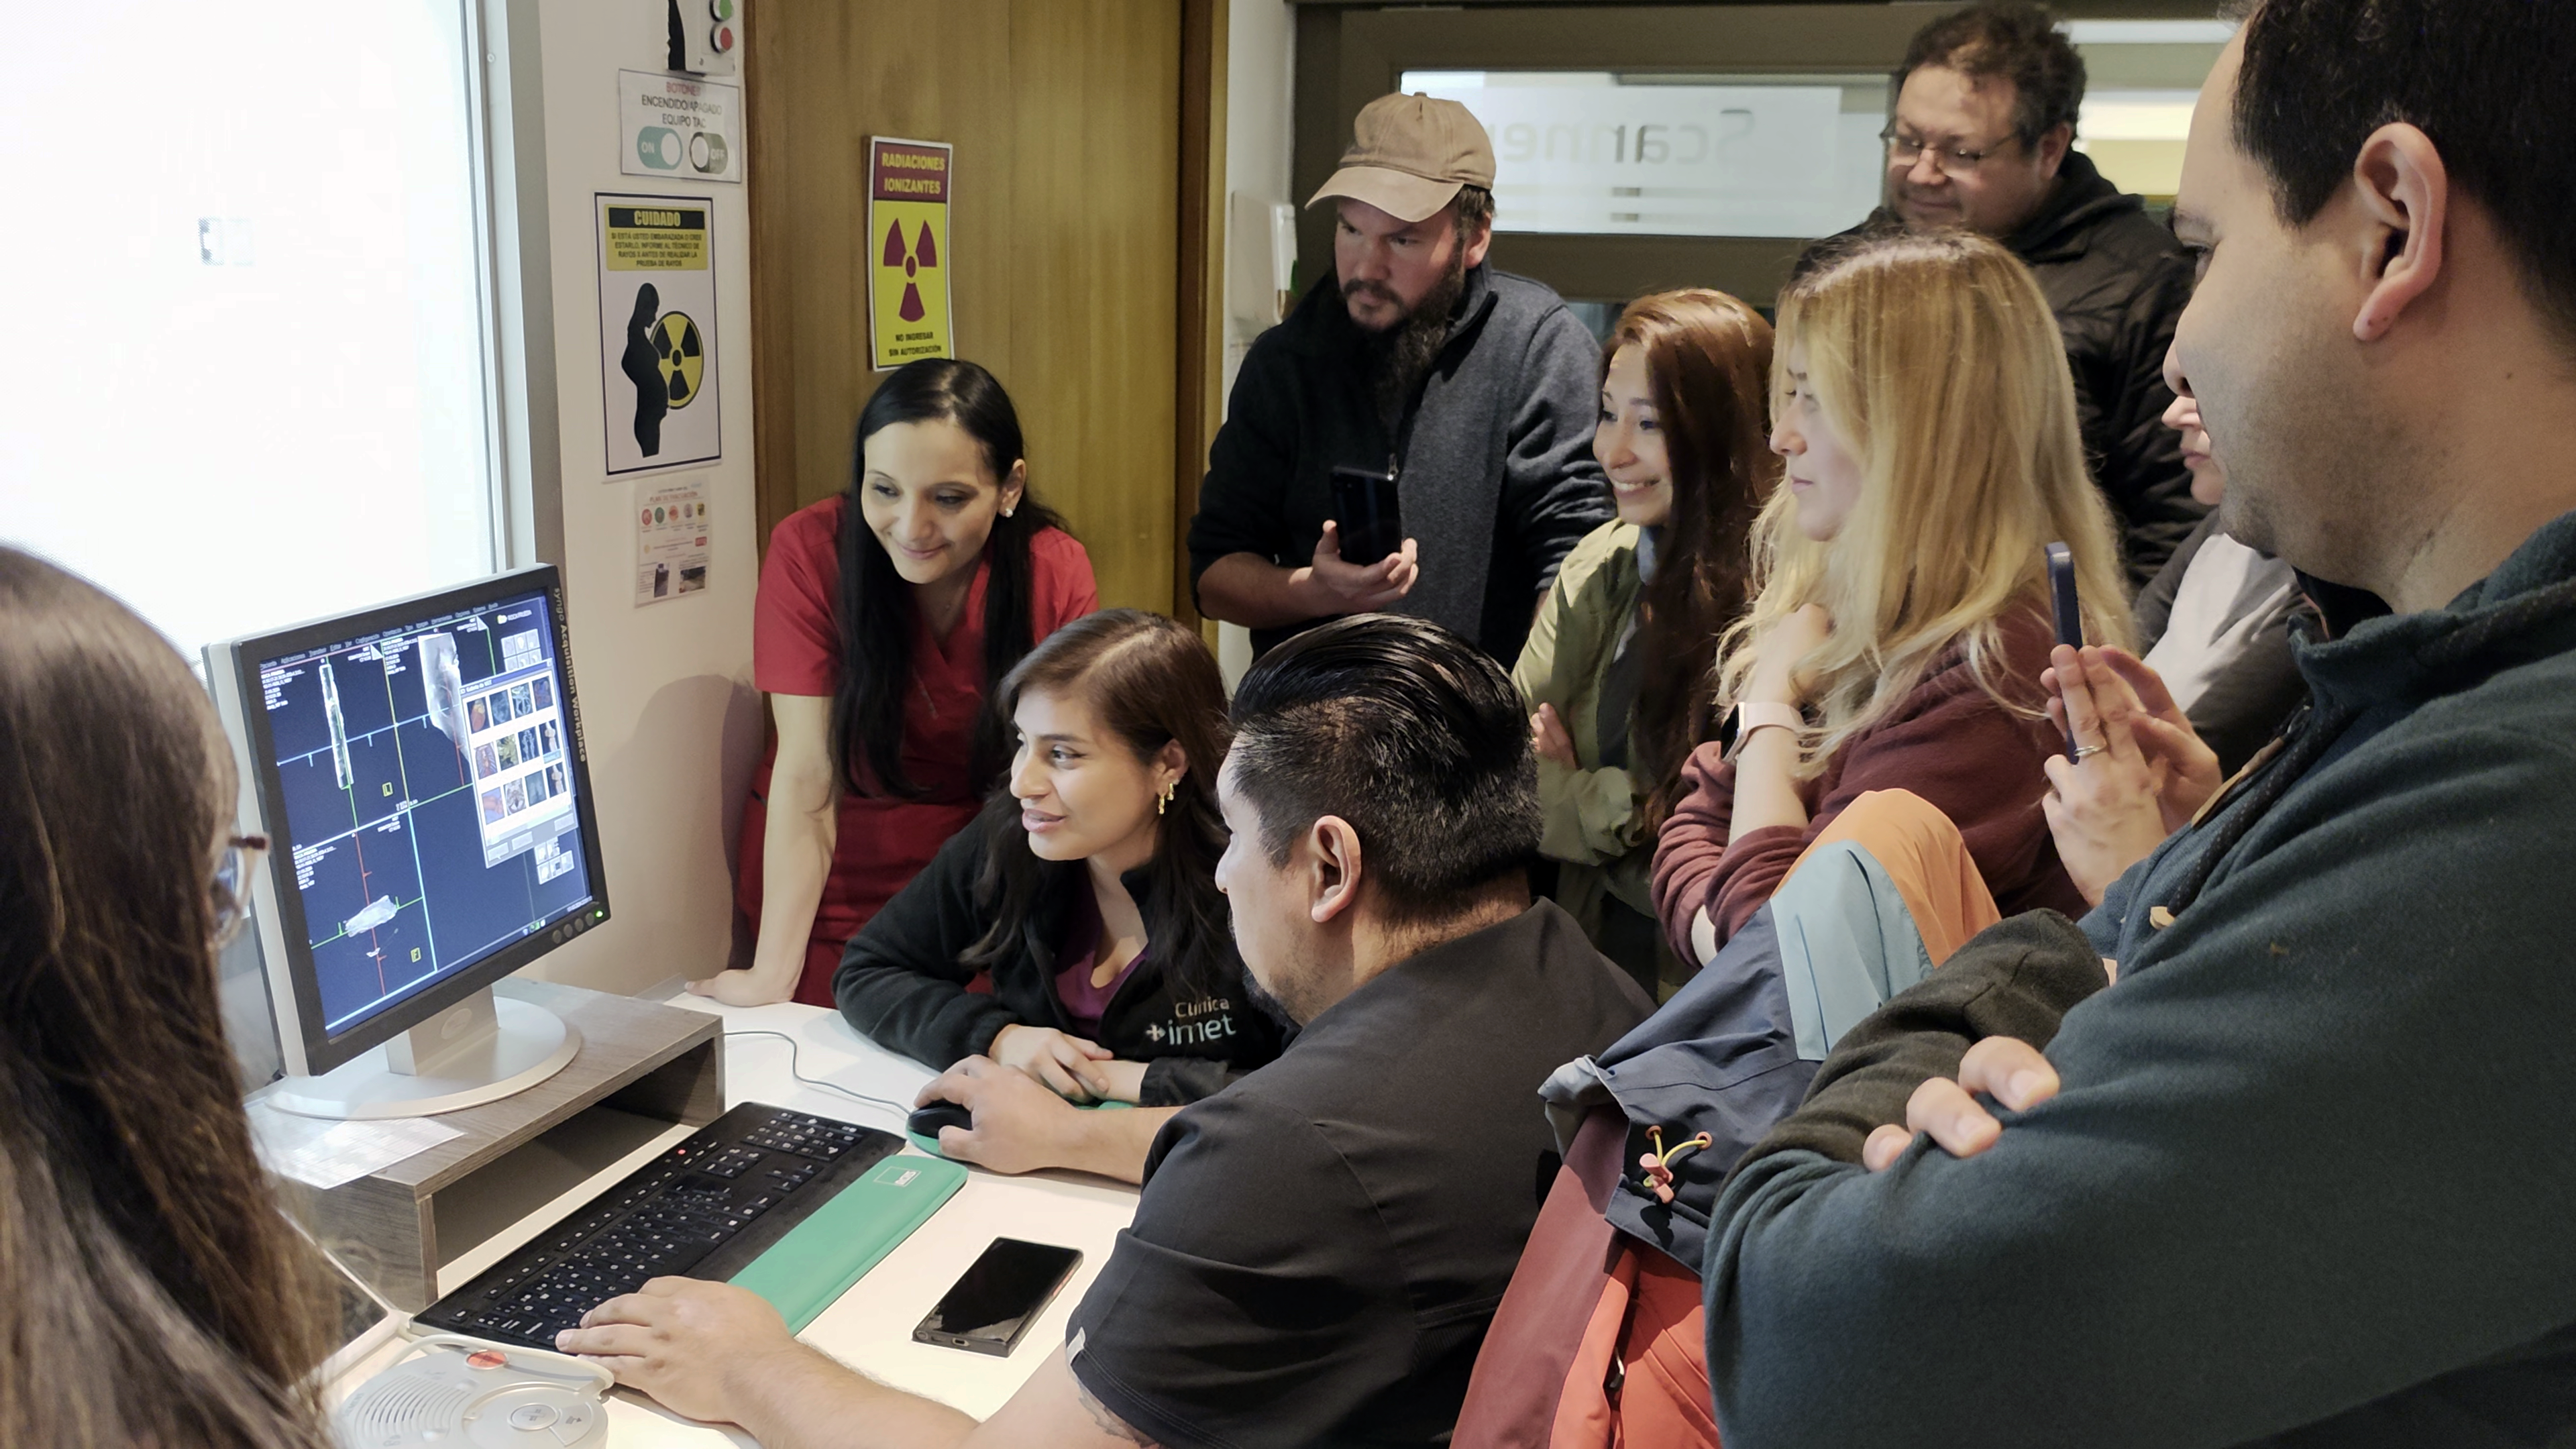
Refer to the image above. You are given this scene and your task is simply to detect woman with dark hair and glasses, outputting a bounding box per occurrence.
[0,546,337,1448]
[702,359,1099,1008]
[835,610,1282,1181]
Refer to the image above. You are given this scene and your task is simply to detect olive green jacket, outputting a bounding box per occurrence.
[1511,521,1654,924]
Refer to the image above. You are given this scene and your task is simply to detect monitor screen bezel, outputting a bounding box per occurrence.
[215,564,612,1077]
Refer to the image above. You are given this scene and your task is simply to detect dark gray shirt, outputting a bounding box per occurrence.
[1066,902,1650,1448]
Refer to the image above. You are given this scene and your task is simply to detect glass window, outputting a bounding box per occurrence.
[2063,22,2234,205]
[10,1,500,660]
[1403,70,1888,239]
[1407,22,2228,239]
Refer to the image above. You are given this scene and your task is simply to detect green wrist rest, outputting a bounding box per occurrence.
[728,1153,969,1332]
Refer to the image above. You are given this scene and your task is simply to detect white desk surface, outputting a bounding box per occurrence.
[327,992,1142,1445]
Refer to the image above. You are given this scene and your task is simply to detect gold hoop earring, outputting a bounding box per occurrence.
[1156,780,1175,816]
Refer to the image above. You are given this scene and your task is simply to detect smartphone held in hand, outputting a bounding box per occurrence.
[1329,466,1405,567]
[2046,541,2082,757]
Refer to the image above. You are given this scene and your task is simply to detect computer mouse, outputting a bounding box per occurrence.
[907,1099,973,1138]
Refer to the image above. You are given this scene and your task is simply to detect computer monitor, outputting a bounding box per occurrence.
[205,564,611,1119]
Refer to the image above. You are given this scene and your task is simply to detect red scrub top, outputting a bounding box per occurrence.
[738,496,1097,1006]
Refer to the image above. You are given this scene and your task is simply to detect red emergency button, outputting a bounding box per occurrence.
[712,23,735,52]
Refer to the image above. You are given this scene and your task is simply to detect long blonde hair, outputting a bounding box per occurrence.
[1716,230,2133,775]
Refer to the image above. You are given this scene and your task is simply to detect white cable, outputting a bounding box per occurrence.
[722,1029,910,1114]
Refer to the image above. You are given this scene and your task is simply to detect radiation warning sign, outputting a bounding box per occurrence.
[596,193,722,476]
[867,138,953,370]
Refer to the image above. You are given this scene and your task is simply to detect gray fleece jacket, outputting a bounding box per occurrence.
[1704,508,2576,1448]
[1187,264,1611,662]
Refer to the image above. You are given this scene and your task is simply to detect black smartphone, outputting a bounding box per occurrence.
[2045,541,2082,757]
[1328,465,1405,567]
[911,1238,1083,1358]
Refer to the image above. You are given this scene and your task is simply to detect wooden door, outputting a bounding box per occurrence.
[748,0,1220,616]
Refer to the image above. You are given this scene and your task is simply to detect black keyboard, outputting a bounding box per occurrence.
[415,1102,902,1350]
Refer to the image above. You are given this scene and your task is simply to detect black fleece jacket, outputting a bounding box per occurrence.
[832,820,1285,1107]
[1187,264,1612,662]
[2005,151,2205,588]
[1705,508,2576,1448]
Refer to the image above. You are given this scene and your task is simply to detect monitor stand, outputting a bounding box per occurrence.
[268,988,581,1120]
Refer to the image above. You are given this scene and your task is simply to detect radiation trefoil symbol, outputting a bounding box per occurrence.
[883,220,939,322]
[654,312,705,407]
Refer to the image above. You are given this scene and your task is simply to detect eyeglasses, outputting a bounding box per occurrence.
[1880,123,2026,176]
[212,833,268,947]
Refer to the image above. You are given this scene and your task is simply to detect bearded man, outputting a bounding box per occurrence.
[1188,93,1611,663]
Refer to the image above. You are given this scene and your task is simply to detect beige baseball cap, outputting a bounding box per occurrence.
[1307,93,1497,224]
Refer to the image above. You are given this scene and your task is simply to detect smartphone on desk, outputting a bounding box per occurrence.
[912,1238,1083,1358]
[1328,466,1405,568]
[2045,541,2082,757]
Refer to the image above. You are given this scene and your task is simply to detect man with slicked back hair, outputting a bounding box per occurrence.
[563,615,1648,1448]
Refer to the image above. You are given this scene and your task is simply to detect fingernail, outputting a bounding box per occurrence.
[2006,1070,2045,1107]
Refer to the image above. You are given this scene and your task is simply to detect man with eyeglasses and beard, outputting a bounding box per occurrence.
[1849,1,2204,587]
[1188,93,1611,665]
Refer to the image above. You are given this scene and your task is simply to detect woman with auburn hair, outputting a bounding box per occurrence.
[835,609,1283,1181]
[0,547,335,1448]
[1515,288,1775,997]
[1653,229,2133,964]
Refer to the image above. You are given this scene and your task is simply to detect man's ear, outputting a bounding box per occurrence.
[2034,121,2073,181]
[1304,816,1366,926]
[2348,122,2449,344]
[1461,215,1494,271]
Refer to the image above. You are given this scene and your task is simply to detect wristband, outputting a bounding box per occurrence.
[1726,701,1804,760]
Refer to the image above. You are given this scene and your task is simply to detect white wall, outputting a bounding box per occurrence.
[519,0,763,995]
[1216,0,1298,686]
[1222,0,1299,397]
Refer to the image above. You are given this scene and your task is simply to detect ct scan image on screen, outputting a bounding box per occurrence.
[251,589,598,1035]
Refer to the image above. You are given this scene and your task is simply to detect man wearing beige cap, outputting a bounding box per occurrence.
[1189,93,1610,663]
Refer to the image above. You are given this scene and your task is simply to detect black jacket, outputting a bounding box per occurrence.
[2008,151,2205,587]
[1705,509,2576,1447]
[1187,264,1613,662]
[832,817,1284,1106]
[1835,152,2204,587]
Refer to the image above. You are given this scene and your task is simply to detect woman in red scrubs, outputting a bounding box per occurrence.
[698,360,1097,1006]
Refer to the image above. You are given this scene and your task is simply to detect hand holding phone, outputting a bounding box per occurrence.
[1307,468,1419,615]
[1328,466,1405,567]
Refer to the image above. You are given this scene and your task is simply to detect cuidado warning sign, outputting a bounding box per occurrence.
[867,137,954,370]
[595,194,721,475]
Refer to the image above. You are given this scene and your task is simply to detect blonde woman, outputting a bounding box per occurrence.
[1652,229,2132,963]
